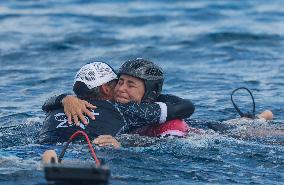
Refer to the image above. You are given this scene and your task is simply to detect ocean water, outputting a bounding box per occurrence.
[0,0,283,184]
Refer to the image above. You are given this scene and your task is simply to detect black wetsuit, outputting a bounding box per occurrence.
[39,94,195,144]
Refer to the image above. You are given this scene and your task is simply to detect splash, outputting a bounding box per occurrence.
[0,117,43,148]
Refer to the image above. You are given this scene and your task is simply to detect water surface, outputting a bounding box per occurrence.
[0,0,283,184]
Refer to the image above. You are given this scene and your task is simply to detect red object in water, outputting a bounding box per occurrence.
[133,119,198,137]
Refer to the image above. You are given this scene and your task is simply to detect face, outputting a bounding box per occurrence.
[114,74,145,103]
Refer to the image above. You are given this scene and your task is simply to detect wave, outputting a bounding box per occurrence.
[0,117,42,148]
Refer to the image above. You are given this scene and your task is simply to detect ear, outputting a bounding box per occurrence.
[100,84,111,96]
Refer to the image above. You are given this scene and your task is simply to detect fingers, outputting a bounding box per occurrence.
[77,111,87,125]
[65,111,72,124]
[73,114,79,126]
[42,150,58,164]
[84,110,95,121]
[93,135,121,149]
[97,143,119,148]
[84,101,97,109]
[82,101,96,120]
[259,110,274,120]
[62,96,97,125]
[95,135,113,140]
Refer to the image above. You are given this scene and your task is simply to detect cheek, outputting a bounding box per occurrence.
[138,90,145,99]
[138,86,145,99]
[114,85,124,96]
[130,89,144,101]
[114,84,119,92]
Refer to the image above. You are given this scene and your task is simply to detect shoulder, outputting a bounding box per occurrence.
[156,94,183,103]
[87,99,114,107]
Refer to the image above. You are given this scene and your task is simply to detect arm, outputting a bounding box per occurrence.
[157,94,195,120]
[115,99,194,134]
[115,102,163,133]
[156,94,184,104]
[166,99,195,120]
[42,94,68,112]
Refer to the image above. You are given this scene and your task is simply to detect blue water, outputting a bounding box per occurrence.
[0,0,283,184]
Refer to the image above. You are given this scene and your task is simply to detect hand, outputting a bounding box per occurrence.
[258,110,273,120]
[62,95,97,126]
[42,150,58,164]
[93,135,121,149]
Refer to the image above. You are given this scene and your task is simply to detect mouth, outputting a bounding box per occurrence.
[115,95,130,103]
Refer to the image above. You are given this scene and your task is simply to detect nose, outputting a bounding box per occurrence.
[116,81,127,93]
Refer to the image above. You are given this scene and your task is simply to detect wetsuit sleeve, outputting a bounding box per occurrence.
[156,94,183,104]
[115,102,162,133]
[165,99,195,120]
[157,94,195,120]
[42,94,69,112]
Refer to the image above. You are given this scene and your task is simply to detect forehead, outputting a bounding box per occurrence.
[119,74,144,84]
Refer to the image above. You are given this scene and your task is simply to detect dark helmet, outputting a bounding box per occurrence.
[118,58,164,102]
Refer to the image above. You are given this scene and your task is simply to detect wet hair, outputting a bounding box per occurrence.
[73,80,117,99]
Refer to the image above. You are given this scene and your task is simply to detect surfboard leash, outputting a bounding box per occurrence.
[231,87,256,119]
[58,130,101,166]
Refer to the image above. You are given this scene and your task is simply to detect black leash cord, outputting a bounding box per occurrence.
[231,87,256,119]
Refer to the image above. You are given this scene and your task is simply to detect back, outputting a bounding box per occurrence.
[39,100,124,144]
